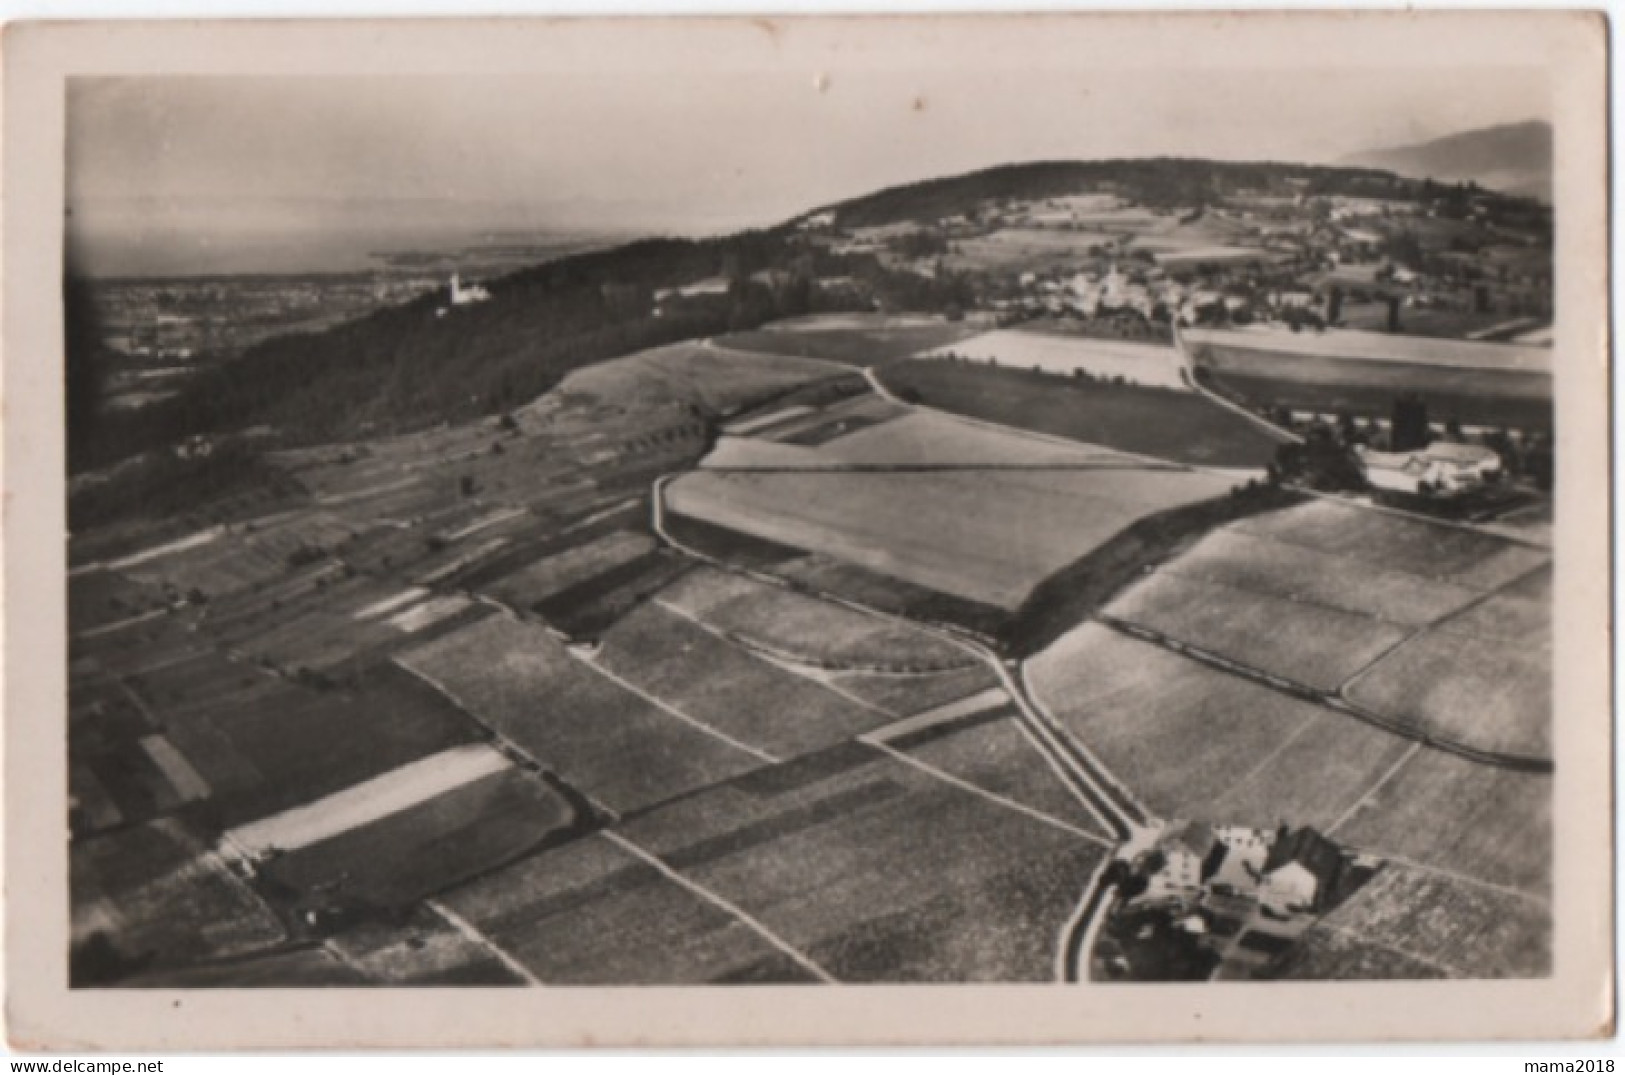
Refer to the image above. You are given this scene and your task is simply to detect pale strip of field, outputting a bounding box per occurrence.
[760,312,946,333]
[442,507,530,543]
[1184,326,1552,374]
[1145,244,1264,265]
[542,342,850,417]
[414,538,511,586]
[866,687,1010,743]
[75,605,172,640]
[820,411,1141,470]
[353,586,432,621]
[224,743,510,857]
[924,331,1188,391]
[314,476,423,506]
[700,436,827,470]
[387,595,474,634]
[723,405,816,435]
[100,527,225,572]
[138,735,212,802]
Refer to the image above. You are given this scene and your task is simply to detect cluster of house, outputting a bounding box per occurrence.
[987,264,1344,330]
[1130,820,1359,920]
[1356,440,1504,497]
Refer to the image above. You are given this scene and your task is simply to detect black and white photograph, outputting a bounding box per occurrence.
[5,11,1611,1049]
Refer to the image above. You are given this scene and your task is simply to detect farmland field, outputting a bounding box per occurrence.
[1271,926,1448,980]
[1185,326,1553,429]
[876,359,1284,467]
[157,664,482,828]
[656,565,973,672]
[398,615,764,813]
[1280,861,1549,979]
[1185,325,1552,373]
[71,818,286,980]
[1346,621,1550,761]
[717,321,980,364]
[597,601,899,758]
[126,947,371,987]
[528,548,692,638]
[880,707,1112,841]
[527,341,852,418]
[665,463,1229,610]
[484,530,657,612]
[831,664,1002,717]
[1332,747,1550,898]
[1104,572,1412,692]
[941,227,1120,271]
[1155,527,1482,627]
[924,330,1188,390]
[1027,624,1414,831]
[326,905,526,985]
[707,409,1135,471]
[257,765,579,912]
[615,741,1108,982]
[1231,499,1550,592]
[69,571,171,634]
[773,554,1014,640]
[437,835,823,984]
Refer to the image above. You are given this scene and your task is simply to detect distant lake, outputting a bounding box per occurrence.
[68,222,631,280]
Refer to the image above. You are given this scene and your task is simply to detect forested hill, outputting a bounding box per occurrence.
[814,158,1411,228]
[75,229,847,472]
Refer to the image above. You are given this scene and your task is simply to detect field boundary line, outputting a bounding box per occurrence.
[650,597,899,720]
[75,606,172,640]
[863,365,1239,478]
[1315,921,1458,979]
[1207,714,1325,818]
[318,939,378,981]
[1335,558,1555,698]
[425,898,544,986]
[390,657,621,820]
[861,737,1111,847]
[1097,614,1553,774]
[1372,853,1551,909]
[1287,484,1555,552]
[601,830,836,984]
[574,650,782,766]
[1325,741,1423,836]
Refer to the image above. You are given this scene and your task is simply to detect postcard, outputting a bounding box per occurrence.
[4,11,1611,1048]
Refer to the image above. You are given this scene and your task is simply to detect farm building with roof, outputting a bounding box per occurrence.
[1357,440,1502,496]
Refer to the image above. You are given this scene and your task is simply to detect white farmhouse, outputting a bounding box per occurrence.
[1358,441,1503,496]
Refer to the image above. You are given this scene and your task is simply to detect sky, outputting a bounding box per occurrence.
[66,59,1551,275]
